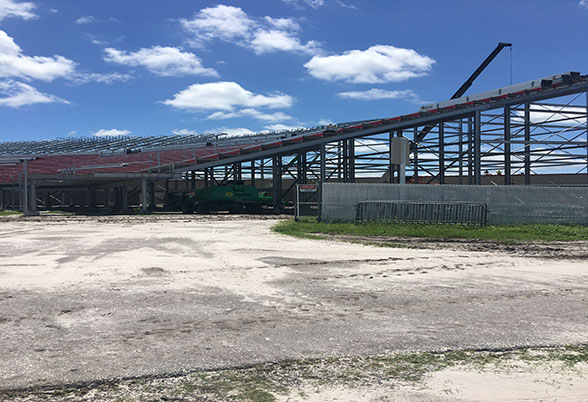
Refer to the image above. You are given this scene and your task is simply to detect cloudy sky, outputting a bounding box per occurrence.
[0,0,587,141]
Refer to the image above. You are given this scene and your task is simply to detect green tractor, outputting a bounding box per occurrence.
[169,182,273,214]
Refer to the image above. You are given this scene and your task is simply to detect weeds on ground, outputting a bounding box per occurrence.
[4,346,588,402]
[273,218,588,242]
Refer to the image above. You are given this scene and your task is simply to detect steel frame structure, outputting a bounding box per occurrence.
[0,74,587,213]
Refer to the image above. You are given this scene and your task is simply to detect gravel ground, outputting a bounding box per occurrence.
[0,214,587,400]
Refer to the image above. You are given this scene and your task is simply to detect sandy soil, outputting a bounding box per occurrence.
[0,214,587,400]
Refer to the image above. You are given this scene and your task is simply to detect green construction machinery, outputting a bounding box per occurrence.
[169,182,273,214]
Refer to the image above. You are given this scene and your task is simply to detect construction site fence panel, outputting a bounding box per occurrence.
[321,183,588,225]
[355,201,487,226]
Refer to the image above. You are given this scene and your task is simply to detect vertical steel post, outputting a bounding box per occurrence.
[141,178,148,213]
[121,185,128,212]
[349,140,355,183]
[342,140,349,182]
[504,105,512,185]
[23,160,28,214]
[251,161,256,187]
[320,143,326,183]
[272,157,282,210]
[474,111,482,185]
[439,122,445,184]
[413,127,419,183]
[149,182,155,209]
[468,117,474,185]
[524,103,531,185]
[586,91,588,184]
[388,132,394,184]
[30,180,37,214]
[458,120,464,185]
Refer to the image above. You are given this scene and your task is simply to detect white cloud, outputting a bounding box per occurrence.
[173,128,199,136]
[180,5,254,47]
[71,72,131,85]
[93,128,130,137]
[282,0,325,9]
[305,45,435,83]
[216,127,257,137]
[337,88,422,103]
[0,30,76,82]
[0,30,131,85]
[513,105,587,125]
[207,108,293,122]
[250,29,321,55]
[580,0,588,8]
[335,1,358,9]
[0,80,69,107]
[0,0,36,22]
[265,123,304,131]
[75,15,94,24]
[104,46,218,77]
[163,81,293,111]
[264,16,300,31]
[181,5,322,55]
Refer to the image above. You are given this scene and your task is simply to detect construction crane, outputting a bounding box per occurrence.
[414,42,512,143]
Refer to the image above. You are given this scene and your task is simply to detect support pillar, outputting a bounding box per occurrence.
[149,182,155,209]
[342,141,349,182]
[458,120,464,185]
[22,161,28,214]
[141,178,148,213]
[468,117,474,185]
[439,122,445,184]
[320,143,326,183]
[250,161,256,187]
[524,103,531,185]
[29,180,37,214]
[474,111,482,185]
[389,132,394,184]
[348,140,355,183]
[272,157,282,211]
[504,105,512,185]
[413,127,419,183]
[121,185,128,213]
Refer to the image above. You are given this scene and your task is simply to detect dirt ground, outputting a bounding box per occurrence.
[0,214,587,401]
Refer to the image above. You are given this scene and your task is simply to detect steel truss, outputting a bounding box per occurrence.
[1,79,587,213]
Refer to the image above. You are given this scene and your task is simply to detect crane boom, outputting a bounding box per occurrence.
[450,42,512,99]
[414,42,512,143]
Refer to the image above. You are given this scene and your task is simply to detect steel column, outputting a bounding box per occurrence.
[439,122,445,184]
[141,178,148,213]
[389,132,394,183]
[348,140,355,183]
[30,180,37,213]
[413,127,419,183]
[474,111,482,185]
[320,143,326,183]
[524,103,531,185]
[458,120,464,185]
[504,105,511,185]
[22,160,28,214]
[272,157,282,210]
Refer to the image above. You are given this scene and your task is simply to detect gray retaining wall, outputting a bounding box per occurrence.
[321,183,588,225]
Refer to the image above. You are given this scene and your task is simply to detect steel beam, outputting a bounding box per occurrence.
[474,111,482,185]
[439,122,445,184]
[524,103,531,185]
[504,105,512,185]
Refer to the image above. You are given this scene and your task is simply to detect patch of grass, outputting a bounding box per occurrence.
[273,218,588,242]
[0,210,21,216]
[3,346,588,401]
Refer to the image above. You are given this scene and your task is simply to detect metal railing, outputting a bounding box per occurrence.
[355,200,488,226]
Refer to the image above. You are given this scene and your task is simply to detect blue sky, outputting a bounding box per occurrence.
[0,0,587,142]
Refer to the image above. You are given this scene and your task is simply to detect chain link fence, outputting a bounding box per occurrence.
[321,183,588,225]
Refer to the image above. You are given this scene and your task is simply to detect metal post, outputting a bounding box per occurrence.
[272,157,282,211]
[439,122,445,184]
[586,91,588,184]
[468,117,473,185]
[149,182,155,209]
[141,178,148,213]
[251,161,256,187]
[504,105,512,185]
[342,140,349,182]
[121,185,128,213]
[320,143,326,183]
[23,160,28,214]
[524,103,531,185]
[458,120,464,185]
[191,171,196,190]
[389,132,394,184]
[474,111,482,185]
[349,140,355,183]
[413,127,419,183]
[30,180,37,214]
